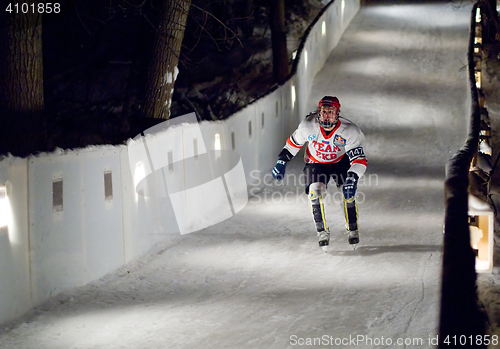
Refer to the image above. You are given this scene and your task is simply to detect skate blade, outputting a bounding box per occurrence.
[321,245,328,253]
[351,244,358,251]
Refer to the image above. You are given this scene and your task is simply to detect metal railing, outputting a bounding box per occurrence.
[438,2,490,346]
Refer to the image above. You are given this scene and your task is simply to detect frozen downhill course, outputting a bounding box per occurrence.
[0,1,473,348]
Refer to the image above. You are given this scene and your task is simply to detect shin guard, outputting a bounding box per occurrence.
[344,198,358,231]
[309,183,327,232]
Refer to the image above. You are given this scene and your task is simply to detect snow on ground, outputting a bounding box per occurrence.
[0,1,473,348]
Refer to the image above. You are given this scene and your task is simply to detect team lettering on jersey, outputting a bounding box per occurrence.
[310,139,341,161]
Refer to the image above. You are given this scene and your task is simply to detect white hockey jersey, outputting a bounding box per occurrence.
[283,113,367,178]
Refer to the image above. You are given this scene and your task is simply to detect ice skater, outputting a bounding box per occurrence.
[272,96,367,251]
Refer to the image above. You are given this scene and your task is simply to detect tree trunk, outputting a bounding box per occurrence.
[143,0,191,120]
[0,1,44,155]
[270,0,288,84]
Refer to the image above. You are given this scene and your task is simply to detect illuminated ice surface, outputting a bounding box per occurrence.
[0,1,472,348]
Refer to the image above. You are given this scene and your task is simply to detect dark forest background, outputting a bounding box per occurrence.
[0,0,324,156]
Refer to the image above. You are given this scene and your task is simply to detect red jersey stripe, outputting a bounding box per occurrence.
[287,137,302,149]
[352,158,367,166]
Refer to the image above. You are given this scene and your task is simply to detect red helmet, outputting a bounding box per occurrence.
[317,96,340,129]
[318,96,340,111]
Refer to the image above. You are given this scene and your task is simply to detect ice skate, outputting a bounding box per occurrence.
[347,229,359,250]
[317,229,330,252]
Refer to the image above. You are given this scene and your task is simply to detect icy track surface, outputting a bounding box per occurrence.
[0,1,472,348]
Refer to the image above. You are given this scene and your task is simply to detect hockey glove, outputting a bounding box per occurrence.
[272,160,287,180]
[342,172,359,202]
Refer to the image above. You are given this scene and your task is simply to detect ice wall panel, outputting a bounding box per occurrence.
[0,158,30,325]
[255,89,285,175]
[81,150,124,281]
[119,149,177,263]
[224,106,258,184]
[29,154,86,304]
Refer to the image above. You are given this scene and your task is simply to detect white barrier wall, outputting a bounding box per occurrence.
[120,147,179,262]
[0,0,360,325]
[28,148,126,305]
[0,158,30,326]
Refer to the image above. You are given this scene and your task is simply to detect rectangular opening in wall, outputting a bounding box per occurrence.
[215,133,221,160]
[168,150,174,172]
[261,112,265,129]
[193,138,198,158]
[214,133,221,150]
[231,131,235,150]
[104,170,113,200]
[53,179,63,212]
[0,186,7,228]
[248,120,252,138]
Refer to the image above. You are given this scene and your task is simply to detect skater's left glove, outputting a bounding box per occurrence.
[342,172,359,202]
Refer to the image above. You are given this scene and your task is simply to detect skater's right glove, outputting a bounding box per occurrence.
[272,159,287,180]
[272,149,293,180]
